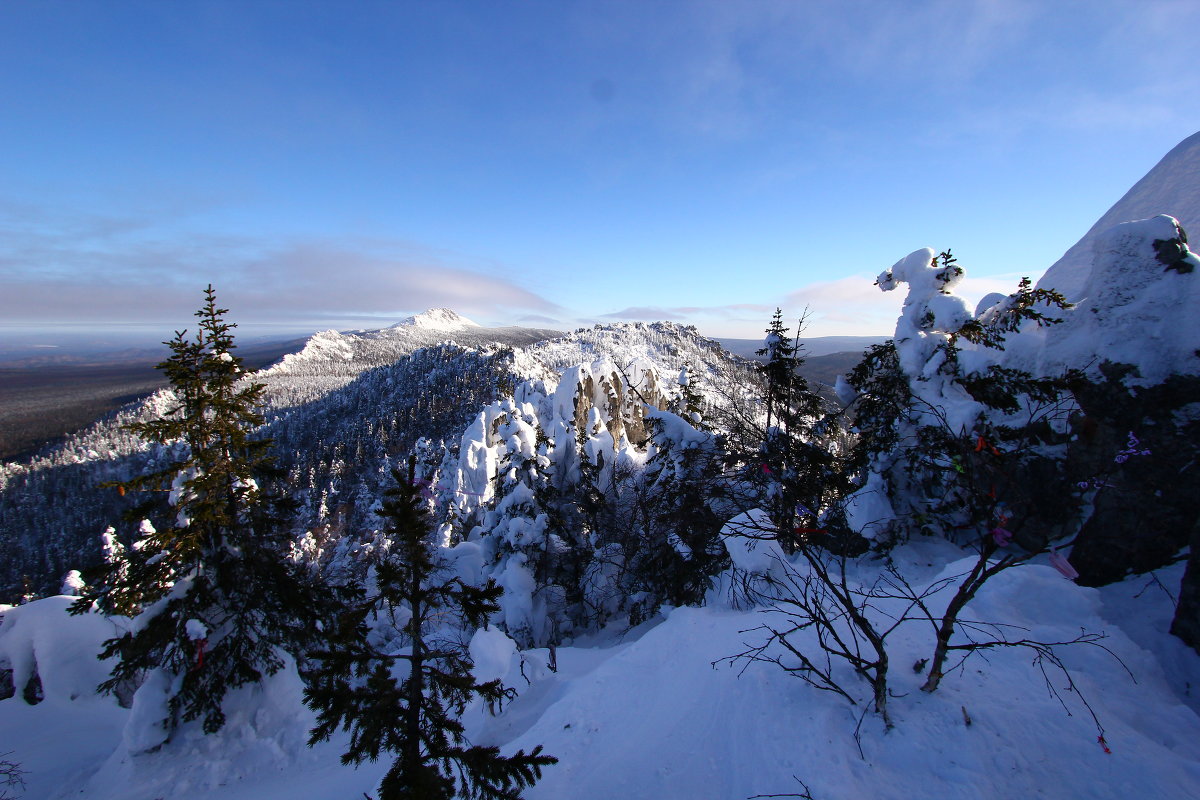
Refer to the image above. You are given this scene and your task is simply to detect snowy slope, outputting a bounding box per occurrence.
[3,557,1198,800]
[507,564,1200,800]
[1038,131,1200,301]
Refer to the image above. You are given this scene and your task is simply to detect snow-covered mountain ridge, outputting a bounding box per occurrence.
[258,311,562,402]
[0,319,749,599]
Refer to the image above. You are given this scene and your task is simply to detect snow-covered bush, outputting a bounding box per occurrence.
[841,249,1076,553]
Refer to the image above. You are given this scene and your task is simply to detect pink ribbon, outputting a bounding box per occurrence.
[1049,550,1079,580]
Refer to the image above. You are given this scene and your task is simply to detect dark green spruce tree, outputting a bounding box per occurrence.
[73,285,326,741]
[754,309,848,548]
[305,461,556,800]
[756,309,801,437]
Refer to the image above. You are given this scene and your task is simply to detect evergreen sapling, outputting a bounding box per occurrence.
[305,460,556,799]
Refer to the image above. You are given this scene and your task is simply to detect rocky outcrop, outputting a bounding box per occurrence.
[1037,130,1200,302]
[1017,213,1200,650]
[555,361,671,448]
[1170,516,1200,650]
[1066,368,1199,587]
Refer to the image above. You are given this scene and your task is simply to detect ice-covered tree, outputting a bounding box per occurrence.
[305,463,556,800]
[72,286,326,743]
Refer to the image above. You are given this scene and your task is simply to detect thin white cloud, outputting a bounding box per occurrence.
[516,313,565,327]
[600,306,686,321]
[670,303,775,317]
[783,275,901,337]
[234,242,560,320]
[0,200,562,328]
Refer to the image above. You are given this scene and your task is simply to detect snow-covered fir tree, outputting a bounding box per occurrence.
[71,287,330,744]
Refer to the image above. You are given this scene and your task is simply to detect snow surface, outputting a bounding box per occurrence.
[0,597,121,705]
[3,554,1198,799]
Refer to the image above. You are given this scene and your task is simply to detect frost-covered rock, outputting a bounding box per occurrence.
[995,215,1200,620]
[0,596,122,705]
[1038,130,1200,303]
[1031,215,1200,384]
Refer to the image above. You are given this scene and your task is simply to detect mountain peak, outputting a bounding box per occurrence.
[390,308,481,331]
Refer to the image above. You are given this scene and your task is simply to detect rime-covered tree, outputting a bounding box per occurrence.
[845,254,1076,549]
[628,408,728,612]
[305,462,556,800]
[670,364,707,429]
[72,286,325,743]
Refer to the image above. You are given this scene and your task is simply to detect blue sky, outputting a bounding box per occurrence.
[3,0,1199,343]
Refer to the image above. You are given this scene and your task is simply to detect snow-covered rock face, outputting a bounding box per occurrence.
[1038,130,1200,302]
[391,308,481,331]
[1035,215,1200,384]
[450,357,675,530]
[432,323,745,646]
